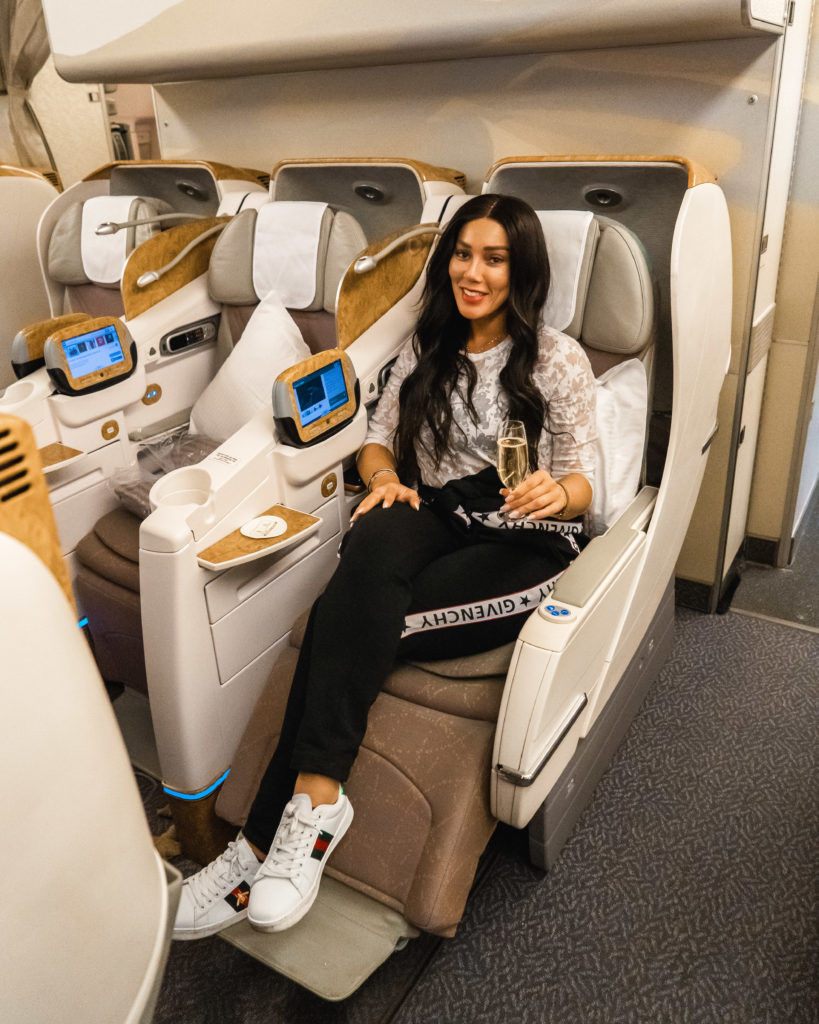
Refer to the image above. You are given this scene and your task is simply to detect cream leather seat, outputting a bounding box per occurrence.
[74,201,367,695]
[0,166,58,390]
[0,413,180,1024]
[115,156,730,1000]
[10,193,199,379]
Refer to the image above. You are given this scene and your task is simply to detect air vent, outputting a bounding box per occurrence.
[0,431,31,503]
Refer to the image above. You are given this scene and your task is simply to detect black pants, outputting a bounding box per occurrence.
[243,501,580,851]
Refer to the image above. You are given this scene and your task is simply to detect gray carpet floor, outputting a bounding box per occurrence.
[732,485,819,630]
[145,490,819,1022]
[389,609,818,1024]
[146,599,818,1024]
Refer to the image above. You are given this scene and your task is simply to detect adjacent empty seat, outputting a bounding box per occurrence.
[75,201,367,694]
[0,167,58,389]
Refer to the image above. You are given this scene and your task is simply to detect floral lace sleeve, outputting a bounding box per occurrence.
[362,340,417,453]
[535,326,597,481]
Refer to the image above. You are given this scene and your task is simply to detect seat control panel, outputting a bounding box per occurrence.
[539,602,577,623]
[160,315,220,357]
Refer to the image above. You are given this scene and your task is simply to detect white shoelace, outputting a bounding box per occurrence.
[256,802,315,880]
[187,839,250,909]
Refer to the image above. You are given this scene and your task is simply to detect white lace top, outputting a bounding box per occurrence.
[363,325,598,489]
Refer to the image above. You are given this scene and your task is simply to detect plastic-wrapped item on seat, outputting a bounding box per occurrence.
[110,430,219,518]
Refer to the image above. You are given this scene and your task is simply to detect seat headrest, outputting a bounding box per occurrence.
[537,210,599,337]
[47,195,173,288]
[581,219,654,356]
[537,210,653,356]
[208,201,367,313]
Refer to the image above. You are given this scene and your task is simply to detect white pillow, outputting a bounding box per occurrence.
[189,290,310,443]
[589,358,648,535]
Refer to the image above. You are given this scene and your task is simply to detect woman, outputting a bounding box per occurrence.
[173,194,597,940]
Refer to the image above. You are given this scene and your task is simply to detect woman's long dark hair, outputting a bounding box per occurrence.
[394,193,550,483]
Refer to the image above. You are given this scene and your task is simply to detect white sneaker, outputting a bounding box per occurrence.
[248,791,353,933]
[172,835,261,940]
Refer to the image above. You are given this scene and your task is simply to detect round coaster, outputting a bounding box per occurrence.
[240,515,288,540]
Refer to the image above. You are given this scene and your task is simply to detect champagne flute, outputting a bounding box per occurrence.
[497,419,528,518]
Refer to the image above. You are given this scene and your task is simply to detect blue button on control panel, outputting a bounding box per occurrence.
[538,601,576,623]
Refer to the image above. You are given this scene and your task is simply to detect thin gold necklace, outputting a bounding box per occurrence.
[467,332,507,354]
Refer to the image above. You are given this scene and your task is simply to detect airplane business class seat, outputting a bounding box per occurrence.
[151,156,729,1000]
[65,156,729,1000]
[0,166,58,391]
[210,205,658,959]
[0,160,269,604]
[73,200,368,695]
[8,160,268,382]
[0,412,179,1024]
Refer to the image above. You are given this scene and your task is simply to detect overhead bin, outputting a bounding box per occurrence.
[42,0,785,85]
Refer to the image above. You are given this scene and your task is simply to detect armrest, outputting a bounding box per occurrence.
[553,487,657,607]
[492,487,657,828]
[140,405,368,552]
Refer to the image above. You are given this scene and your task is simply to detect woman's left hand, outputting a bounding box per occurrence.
[499,470,568,520]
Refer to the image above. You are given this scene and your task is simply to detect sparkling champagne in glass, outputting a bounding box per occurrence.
[497,419,528,504]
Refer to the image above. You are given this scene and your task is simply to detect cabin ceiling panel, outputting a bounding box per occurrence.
[41,0,784,84]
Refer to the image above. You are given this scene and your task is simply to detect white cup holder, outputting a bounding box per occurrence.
[150,466,212,508]
[0,378,35,404]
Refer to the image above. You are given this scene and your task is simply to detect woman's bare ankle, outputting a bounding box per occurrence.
[245,838,265,862]
[294,772,341,809]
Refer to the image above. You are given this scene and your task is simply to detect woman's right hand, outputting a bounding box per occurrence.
[352,478,421,519]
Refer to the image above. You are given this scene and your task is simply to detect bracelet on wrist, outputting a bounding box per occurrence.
[367,467,398,492]
[555,481,570,518]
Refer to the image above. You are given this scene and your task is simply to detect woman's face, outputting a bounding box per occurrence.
[448,217,511,330]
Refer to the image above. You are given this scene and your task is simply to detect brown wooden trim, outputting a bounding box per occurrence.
[38,443,84,469]
[0,164,56,184]
[83,159,267,187]
[271,157,466,190]
[198,505,320,567]
[486,154,713,188]
[336,225,438,349]
[0,414,76,614]
[16,314,91,361]
[121,216,228,320]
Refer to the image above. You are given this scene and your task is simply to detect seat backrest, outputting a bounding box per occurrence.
[208,199,368,355]
[535,209,654,534]
[0,167,58,390]
[187,201,366,445]
[0,412,180,1024]
[46,194,175,317]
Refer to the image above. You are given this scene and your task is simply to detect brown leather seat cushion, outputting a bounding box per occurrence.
[75,507,141,593]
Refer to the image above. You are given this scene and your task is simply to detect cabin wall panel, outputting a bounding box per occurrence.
[748,4,819,546]
[796,348,819,526]
[0,96,20,164]
[28,56,112,187]
[748,339,809,538]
